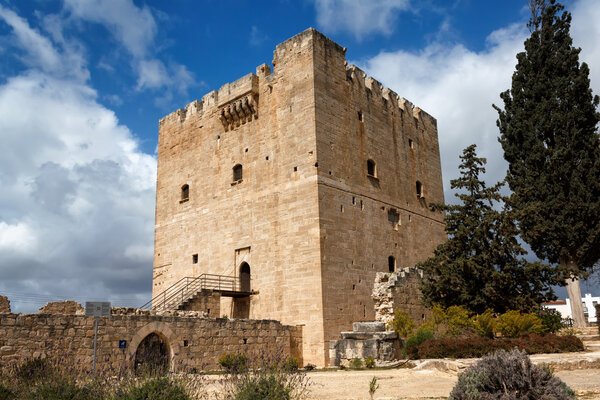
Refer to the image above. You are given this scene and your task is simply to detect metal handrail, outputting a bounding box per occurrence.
[140,273,251,311]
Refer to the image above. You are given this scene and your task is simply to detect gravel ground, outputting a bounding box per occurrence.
[304,367,600,400]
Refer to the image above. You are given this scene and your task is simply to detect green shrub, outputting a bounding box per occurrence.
[364,357,375,369]
[416,333,584,359]
[449,349,576,399]
[116,376,189,400]
[24,378,107,400]
[219,353,248,372]
[404,326,435,359]
[497,310,544,337]
[0,382,14,400]
[473,309,496,338]
[430,305,474,337]
[535,306,565,333]
[349,358,363,369]
[233,375,291,400]
[16,357,52,382]
[222,358,310,400]
[303,364,315,371]
[282,356,299,372]
[389,310,415,338]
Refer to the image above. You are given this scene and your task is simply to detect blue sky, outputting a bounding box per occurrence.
[0,0,598,312]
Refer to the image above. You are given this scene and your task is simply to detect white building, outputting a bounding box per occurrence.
[543,293,599,324]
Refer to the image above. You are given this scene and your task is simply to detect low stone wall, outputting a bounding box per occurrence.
[0,296,9,313]
[372,268,432,326]
[0,302,301,373]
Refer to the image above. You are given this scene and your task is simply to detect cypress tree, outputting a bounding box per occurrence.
[494,0,600,326]
[418,145,558,314]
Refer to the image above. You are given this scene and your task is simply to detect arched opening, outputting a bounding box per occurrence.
[416,181,424,198]
[134,332,169,374]
[233,164,243,182]
[239,262,251,292]
[181,184,189,201]
[367,159,376,177]
[388,256,396,273]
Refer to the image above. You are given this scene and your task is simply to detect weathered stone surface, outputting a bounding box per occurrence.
[154,28,445,366]
[38,301,84,315]
[372,268,432,326]
[353,322,385,332]
[0,295,10,313]
[330,320,401,366]
[0,304,301,372]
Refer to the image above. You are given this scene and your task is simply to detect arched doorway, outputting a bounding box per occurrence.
[239,262,251,292]
[134,332,169,374]
[234,262,251,319]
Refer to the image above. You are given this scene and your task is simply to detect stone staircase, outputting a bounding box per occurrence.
[575,326,600,351]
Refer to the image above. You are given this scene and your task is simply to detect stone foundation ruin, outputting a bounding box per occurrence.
[0,298,302,373]
[329,268,431,366]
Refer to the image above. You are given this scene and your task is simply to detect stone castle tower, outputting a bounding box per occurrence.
[153,28,446,366]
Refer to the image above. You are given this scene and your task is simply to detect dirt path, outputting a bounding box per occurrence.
[305,368,600,400]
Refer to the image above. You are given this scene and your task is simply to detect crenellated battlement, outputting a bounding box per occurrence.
[345,63,437,129]
[154,29,445,366]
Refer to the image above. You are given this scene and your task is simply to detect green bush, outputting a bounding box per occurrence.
[219,353,248,372]
[449,349,576,399]
[233,375,291,400]
[349,358,363,369]
[429,305,475,337]
[497,310,544,337]
[416,333,584,359]
[535,306,565,333]
[404,326,434,359]
[16,357,52,382]
[0,382,14,400]
[389,310,415,338]
[24,378,107,400]
[473,309,496,338]
[303,364,315,371]
[364,357,375,369]
[282,357,299,372]
[116,377,189,400]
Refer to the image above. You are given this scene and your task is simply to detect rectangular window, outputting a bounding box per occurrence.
[192,254,198,264]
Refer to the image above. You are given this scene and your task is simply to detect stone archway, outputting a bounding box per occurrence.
[134,332,168,374]
[128,321,180,372]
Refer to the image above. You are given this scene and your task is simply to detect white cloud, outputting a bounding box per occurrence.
[0,222,37,253]
[0,8,156,312]
[314,0,409,39]
[359,0,600,203]
[63,0,194,95]
[0,5,88,81]
[63,0,156,59]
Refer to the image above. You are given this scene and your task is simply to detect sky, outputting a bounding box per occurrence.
[0,0,599,313]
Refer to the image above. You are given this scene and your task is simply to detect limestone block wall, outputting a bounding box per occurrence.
[154,29,324,365]
[153,28,446,366]
[311,30,446,358]
[0,296,9,313]
[180,289,221,317]
[0,307,300,372]
[38,301,84,315]
[372,268,432,326]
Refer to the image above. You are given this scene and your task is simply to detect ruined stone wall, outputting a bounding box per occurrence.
[371,269,432,326]
[311,31,445,357]
[180,289,221,317]
[0,296,10,313]
[0,309,298,372]
[38,301,84,315]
